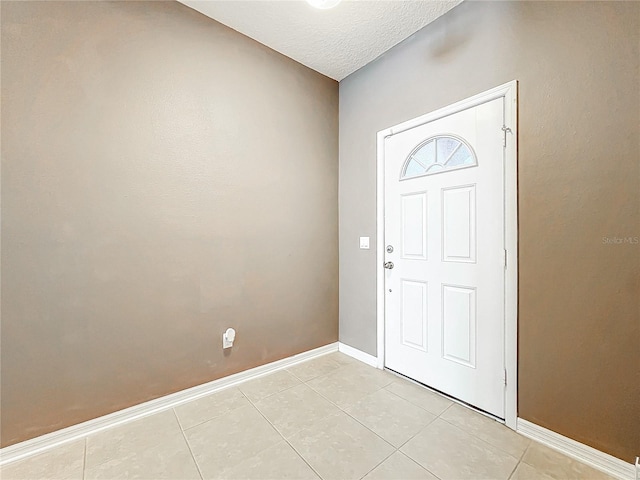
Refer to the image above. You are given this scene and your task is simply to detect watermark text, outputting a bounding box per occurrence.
[602,236,639,245]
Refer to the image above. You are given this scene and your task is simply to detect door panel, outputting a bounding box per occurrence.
[401,193,428,260]
[442,185,476,263]
[384,98,505,418]
[442,284,476,368]
[400,280,428,352]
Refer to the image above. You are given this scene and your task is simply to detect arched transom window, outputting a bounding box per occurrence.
[401,135,477,180]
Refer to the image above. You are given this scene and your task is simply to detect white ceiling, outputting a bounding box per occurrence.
[178,0,462,81]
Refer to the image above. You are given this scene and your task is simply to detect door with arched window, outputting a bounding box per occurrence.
[383,97,506,418]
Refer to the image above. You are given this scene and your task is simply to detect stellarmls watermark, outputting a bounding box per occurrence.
[602,236,639,245]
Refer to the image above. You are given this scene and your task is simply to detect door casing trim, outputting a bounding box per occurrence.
[375,80,519,429]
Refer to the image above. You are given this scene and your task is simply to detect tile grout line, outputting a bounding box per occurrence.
[308,371,440,480]
[173,406,188,431]
[377,384,455,452]
[383,383,452,416]
[4,357,536,480]
[252,364,381,449]
[394,414,438,452]
[356,448,397,480]
[285,369,308,383]
[279,439,323,480]
[176,361,388,437]
[392,412,520,480]
[301,372,357,411]
[436,413,527,464]
[284,359,348,383]
[298,359,356,386]
[338,394,402,450]
[437,402,455,417]
[298,370,408,466]
[384,368,518,430]
[175,393,252,433]
[384,382,532,467]
[238,370,303,404]
[238,389,325,480]
[506,460,522,480]
[396,450,445,480]
[389,396,455,462]
[173,362,353,468]
[435,415,523,464]
[507,441,534,480]
[342,365,524,479]
[242,358,393,479]
[178,374,303,434]
[519,442,532,462]
[172,408,204,480]
[301,361,443,453]
[257,388,343,442]
[383,371,494,420]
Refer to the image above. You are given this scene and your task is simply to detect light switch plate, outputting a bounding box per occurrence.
[359,237,370,249]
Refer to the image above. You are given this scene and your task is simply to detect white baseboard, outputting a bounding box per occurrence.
[516,418,636,480]
[0,342,339,466]
[338,342,378,368]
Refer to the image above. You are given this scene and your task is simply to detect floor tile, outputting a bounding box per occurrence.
[8,363,617,480]
[174,387,249,430]
[441,403,530,458]
[307,363,395,409]
[362,451,438,480]
[384,379,453,415]
[509,461,555,480]
[221,441,319,480]
[237,370,301,402]
[401,418,519,480]
[85,410,183,470]
[521,442,615,480]
[255,383,340,437]
[346,388,436,447]
[287,352,354,382]
[184,403,283,479]
[85,433,200,480]
[288,411,395,480]
[0,440,85,480]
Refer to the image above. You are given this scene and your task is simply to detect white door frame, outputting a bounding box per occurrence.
[375,80,519,429]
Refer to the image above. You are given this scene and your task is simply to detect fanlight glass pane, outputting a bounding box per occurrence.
[412,140,436,168]
[405,159,426,177]
[436,137,459,162]
[427,163,444,173]
[446,146,475,167]
[401,135,477,179]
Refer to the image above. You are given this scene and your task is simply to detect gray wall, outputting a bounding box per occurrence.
[339,1,639,462]
[1,0,338,447]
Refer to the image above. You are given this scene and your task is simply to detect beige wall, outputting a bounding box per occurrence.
[1,0,338,447]
[339,1,639,462]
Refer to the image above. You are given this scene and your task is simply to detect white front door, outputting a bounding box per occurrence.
[384,97,506,418]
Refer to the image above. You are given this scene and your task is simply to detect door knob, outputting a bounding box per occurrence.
[384,261,394,270]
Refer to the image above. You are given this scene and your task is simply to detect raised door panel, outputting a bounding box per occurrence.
[442,185,476,263]
[401,193,428,261]
[400,280,428,352]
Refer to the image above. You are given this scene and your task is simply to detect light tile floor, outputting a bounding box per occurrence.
[1,353,615,480]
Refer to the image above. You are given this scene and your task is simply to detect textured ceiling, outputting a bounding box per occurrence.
[178,0,462,81]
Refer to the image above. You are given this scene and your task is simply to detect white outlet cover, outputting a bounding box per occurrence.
[359,237,370,249]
